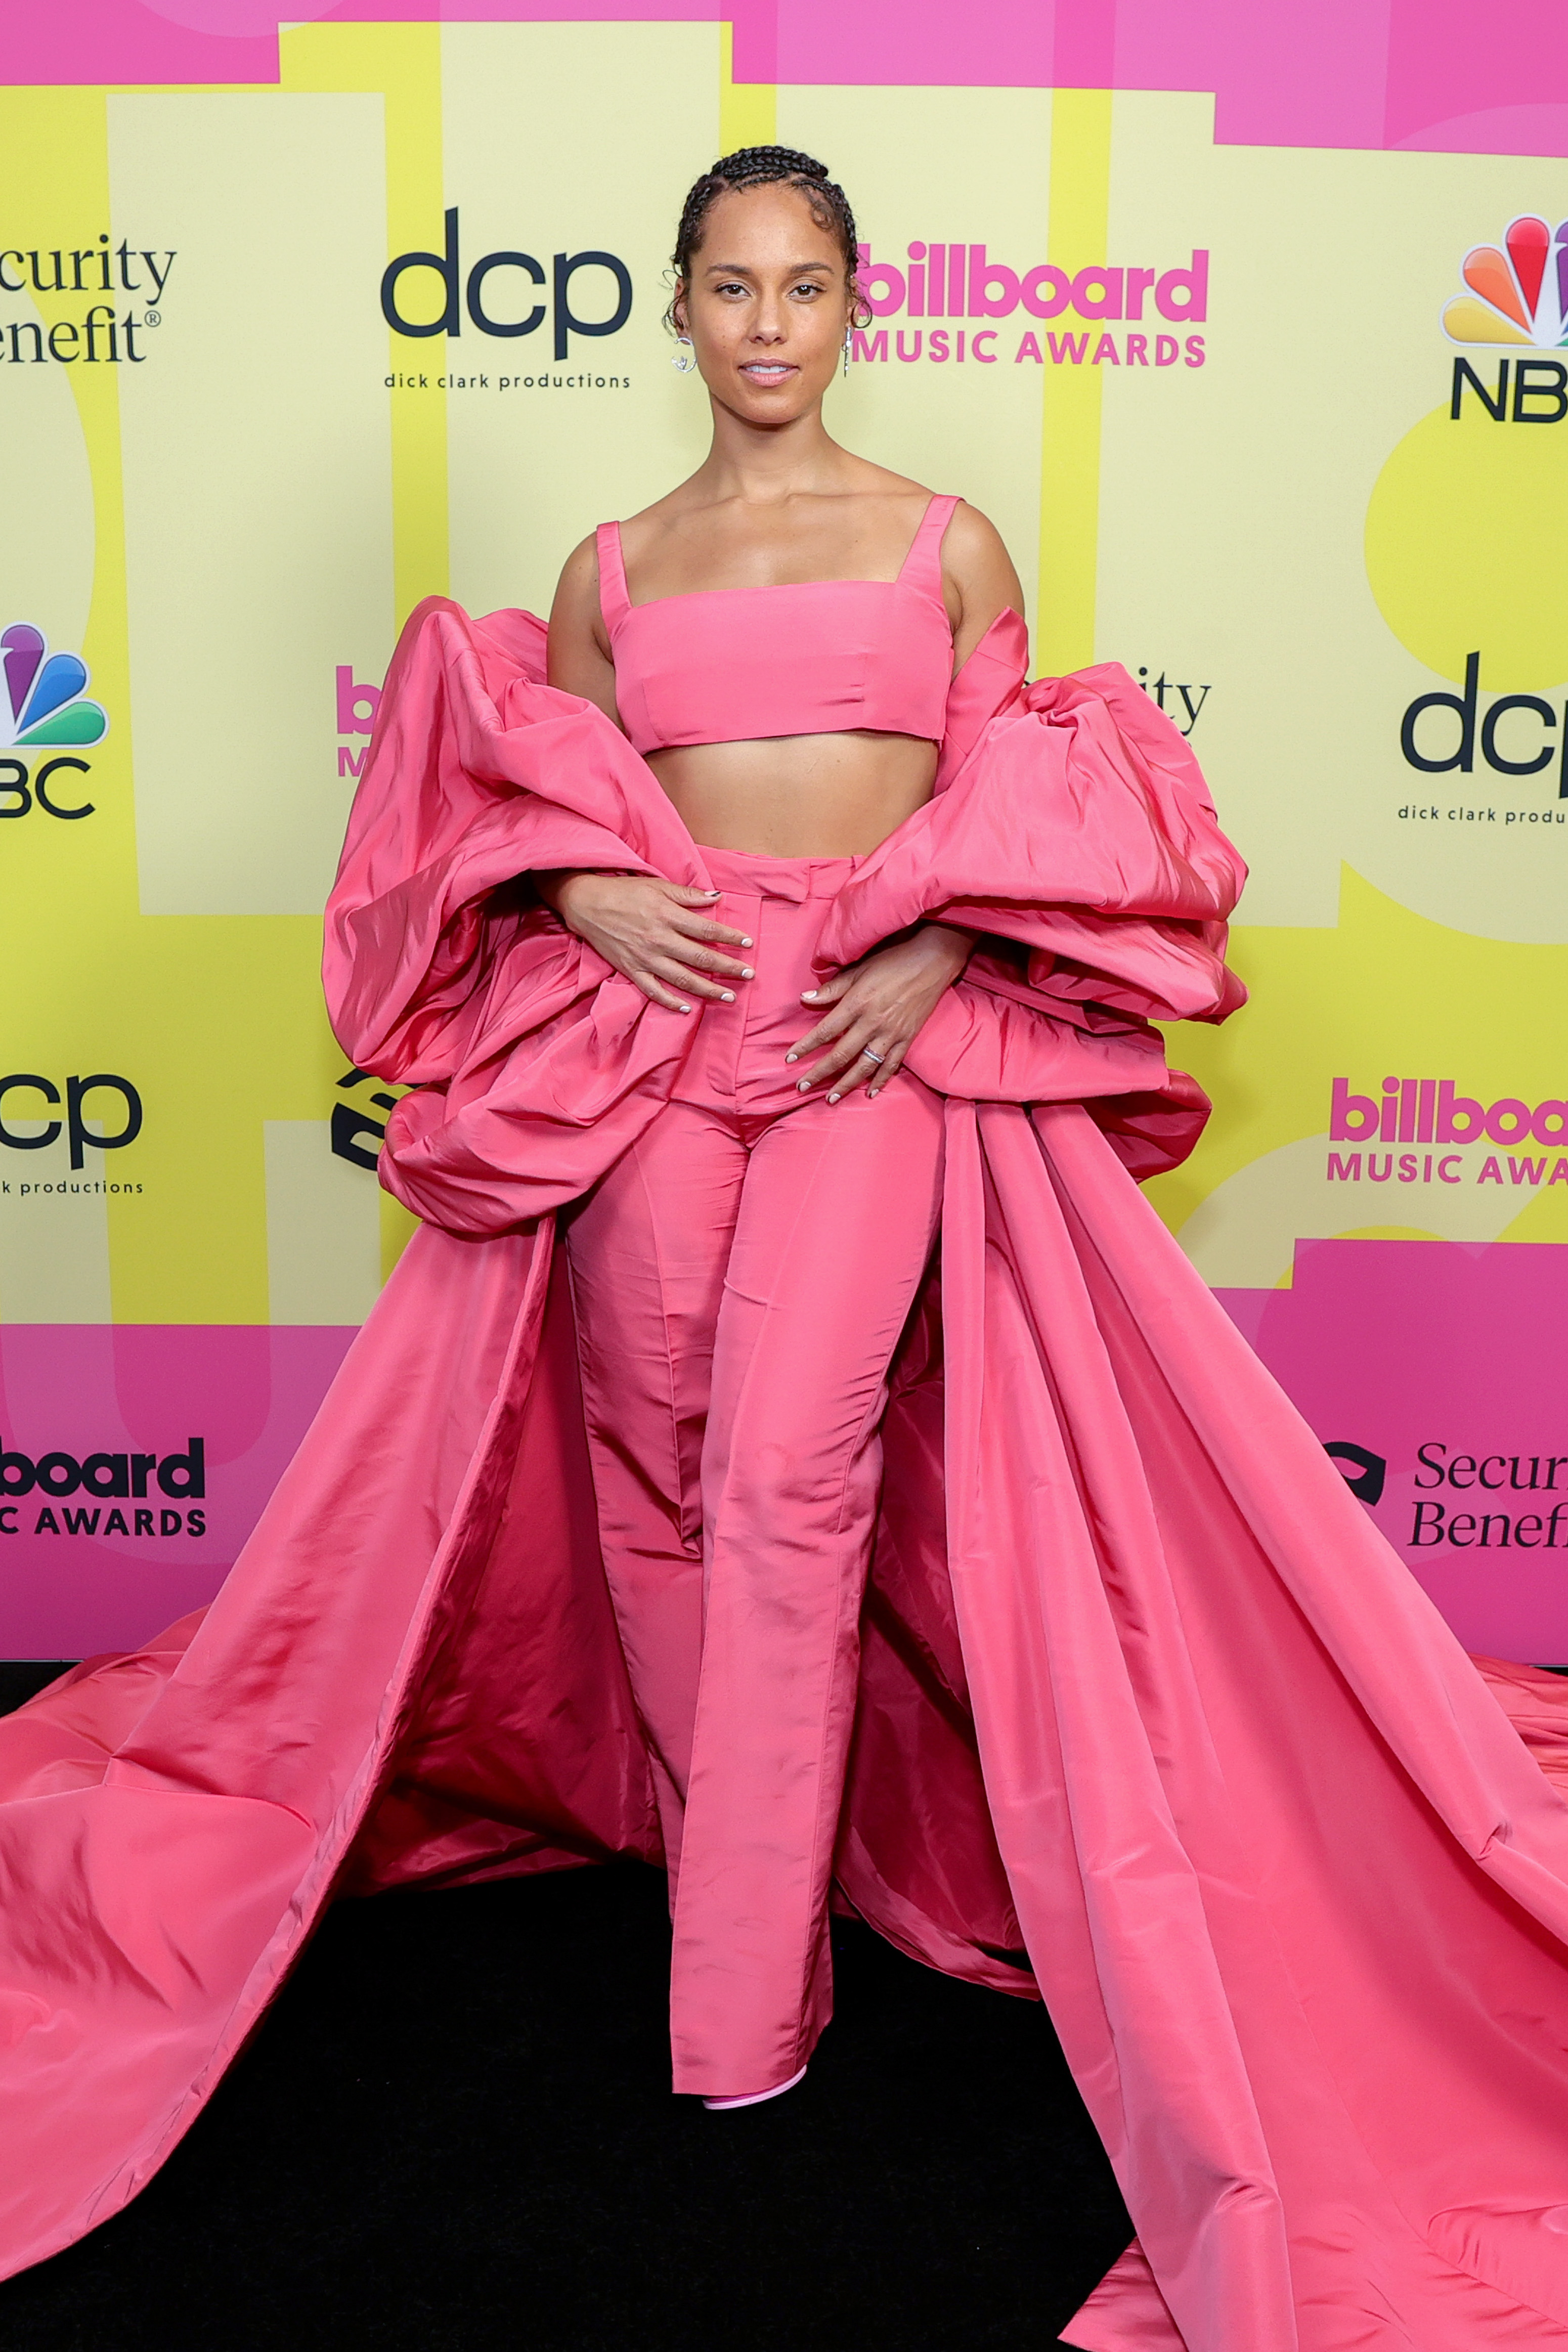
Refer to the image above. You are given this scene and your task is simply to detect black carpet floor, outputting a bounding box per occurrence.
[0,1667,1130,2352]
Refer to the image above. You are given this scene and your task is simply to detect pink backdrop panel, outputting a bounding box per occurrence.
[12,0,1568,162]
[0,1325,355,1658]
[1221,1241,1568,1666]
[6,1250,1564,1664]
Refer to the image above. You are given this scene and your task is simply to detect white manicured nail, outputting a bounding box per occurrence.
[786,1053,798,1063]
[741,966,755,978]
[720,990,734,1002]
[740,936,753,947]
[797,1078,810,1092]
[828,1092,841,1103]
[802,989,818,1000]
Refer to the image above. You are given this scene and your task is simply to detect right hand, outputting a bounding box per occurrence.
[539,871,754,1014]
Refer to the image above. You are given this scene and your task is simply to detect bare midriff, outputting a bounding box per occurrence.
[646,730,940,858]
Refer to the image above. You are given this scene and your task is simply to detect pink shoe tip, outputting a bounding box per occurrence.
[702,2063,808,2111]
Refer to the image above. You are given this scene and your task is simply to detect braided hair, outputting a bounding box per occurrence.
[666,146,865,333]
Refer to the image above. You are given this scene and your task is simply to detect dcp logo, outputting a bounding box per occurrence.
[381,210,632,362]
[1400,654,1568,793]
[0,1073,142,1169]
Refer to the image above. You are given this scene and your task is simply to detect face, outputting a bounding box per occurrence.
[676,182,853,423]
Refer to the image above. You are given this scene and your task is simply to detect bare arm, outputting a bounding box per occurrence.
[941,499,1026,675]
[539,536,758,1011]
[546,533,622,725]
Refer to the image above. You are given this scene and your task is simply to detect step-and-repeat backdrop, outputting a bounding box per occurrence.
[3,7,1566,1658]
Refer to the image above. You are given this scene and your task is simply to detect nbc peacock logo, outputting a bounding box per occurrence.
[1444,216,1568,349]
[0,624,107,749]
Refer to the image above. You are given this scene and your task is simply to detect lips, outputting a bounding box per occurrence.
[741,363,795,383]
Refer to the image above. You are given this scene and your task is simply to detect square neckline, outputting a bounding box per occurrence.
[601,493,956,624]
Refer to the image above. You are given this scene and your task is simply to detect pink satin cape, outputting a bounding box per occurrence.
[4,601,1568,2350]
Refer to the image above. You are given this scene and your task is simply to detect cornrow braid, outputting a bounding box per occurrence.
[665,145,866,333]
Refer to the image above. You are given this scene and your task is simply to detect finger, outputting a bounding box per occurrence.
[864,1039,908,1099]
[668,913,754,950]
[647,954,736,1004]
[660,938,756,981]
[787,1004,858,1066]
[663,884,727,906]
[800,970,852,1008]
[629,970,696,1013]
[798,1025,881,1092]
[826,1036,893,1101]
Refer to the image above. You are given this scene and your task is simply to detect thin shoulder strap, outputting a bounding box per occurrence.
[897,493,961,596]
[595,520,632,633]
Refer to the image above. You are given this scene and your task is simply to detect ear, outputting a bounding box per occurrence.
[671,280,690,335]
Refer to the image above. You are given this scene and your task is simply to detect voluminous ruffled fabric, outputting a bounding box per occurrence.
[4,600,1568,2351]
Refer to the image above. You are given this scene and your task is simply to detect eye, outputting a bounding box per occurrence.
[714,280,750,298]
[791,280,826,299]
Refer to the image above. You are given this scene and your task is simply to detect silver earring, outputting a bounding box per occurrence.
[672,335,696,373]
[842,326,853,377]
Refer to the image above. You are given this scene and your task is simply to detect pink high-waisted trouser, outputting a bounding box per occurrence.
[563,848,946,2098]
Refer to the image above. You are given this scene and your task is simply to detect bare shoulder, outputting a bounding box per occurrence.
[548,530,616,691]
[943,498,1017,573]
[854,468,1018,576]
[550,530,605,632]
[554,529,601,597]
[940,499,1026,661]
[945,499,1023,599]
[619,477,706,542]
[838,453,931,514]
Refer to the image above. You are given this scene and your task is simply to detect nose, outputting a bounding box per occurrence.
[748,288,788,343]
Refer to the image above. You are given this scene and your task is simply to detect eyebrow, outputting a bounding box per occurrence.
[701,258,835,276]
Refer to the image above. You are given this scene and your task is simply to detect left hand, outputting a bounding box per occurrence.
[788,924,976,1102]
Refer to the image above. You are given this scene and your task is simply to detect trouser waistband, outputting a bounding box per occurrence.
[698,845,859,903]
[675,849,856,1113]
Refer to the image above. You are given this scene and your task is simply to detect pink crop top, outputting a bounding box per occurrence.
[596,493,959,756]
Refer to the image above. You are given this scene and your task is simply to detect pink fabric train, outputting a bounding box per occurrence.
[3,598,1568,2347]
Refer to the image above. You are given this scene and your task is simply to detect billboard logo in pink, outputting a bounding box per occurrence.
[1445,215,1568,349]
[851,241,1207,370]
[857,241,1207,324]
[1331,1076,1568,1148]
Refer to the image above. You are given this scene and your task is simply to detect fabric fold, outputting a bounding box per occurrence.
[325,597,1243,1233]
[2,596,1568,2352]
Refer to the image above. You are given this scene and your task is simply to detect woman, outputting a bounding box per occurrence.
[540,150,1026,2110]
[6,146,1568,2351]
